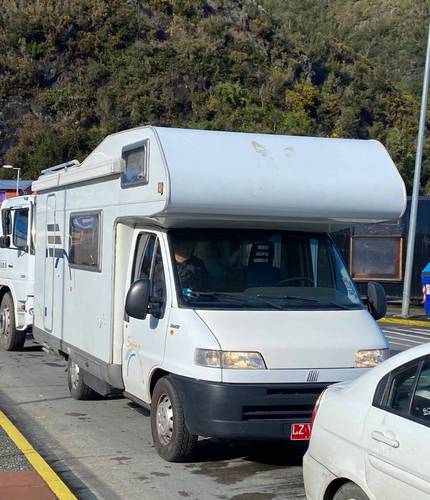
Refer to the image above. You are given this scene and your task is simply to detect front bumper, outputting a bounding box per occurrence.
[303,452,336,500]
[171,374,329,440]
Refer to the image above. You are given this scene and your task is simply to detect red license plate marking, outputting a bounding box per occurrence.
[290,423,311,440]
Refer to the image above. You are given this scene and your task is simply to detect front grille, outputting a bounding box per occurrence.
[241,383,330,421]
[242,404,314,421]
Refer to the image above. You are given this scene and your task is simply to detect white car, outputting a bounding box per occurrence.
[303,342,430,500]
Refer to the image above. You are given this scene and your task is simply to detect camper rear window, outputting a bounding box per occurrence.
[121,140,149,187]
[69,212,101,271]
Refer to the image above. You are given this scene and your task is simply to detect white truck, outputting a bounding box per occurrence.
[7,127,407,462]
[0,195,35,350]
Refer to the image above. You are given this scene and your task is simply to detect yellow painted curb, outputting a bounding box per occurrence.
[0,410,76,499]
[378,317,430,328]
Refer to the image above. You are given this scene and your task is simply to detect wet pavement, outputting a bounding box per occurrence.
[0,340,305,499]
[0,322,427,499]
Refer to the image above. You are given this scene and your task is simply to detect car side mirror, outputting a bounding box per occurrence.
[367,281,387,320]
[125,278,150,320]
[0,236,10,248]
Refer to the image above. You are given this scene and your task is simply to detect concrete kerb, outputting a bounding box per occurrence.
[0,409,77,499]
[378,317,430,328]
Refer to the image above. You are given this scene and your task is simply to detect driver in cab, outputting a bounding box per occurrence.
[174,241,208,292]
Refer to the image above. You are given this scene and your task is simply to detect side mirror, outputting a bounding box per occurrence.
[0,236,10,248]
[17,244,29,253]
[367,281,387,320]
[125,278,150,320]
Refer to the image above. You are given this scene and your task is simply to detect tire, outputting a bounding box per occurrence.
[333,482,370,500]
[67,358,96,400]
[0,292,26,351]
[151,376,198,462]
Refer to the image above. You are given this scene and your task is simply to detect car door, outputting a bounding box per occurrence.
[122,231,170,402]
[364,356,430,500]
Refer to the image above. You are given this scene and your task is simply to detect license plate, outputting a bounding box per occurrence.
[290,423,311,440]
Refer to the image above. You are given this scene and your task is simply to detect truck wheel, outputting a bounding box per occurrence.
[333,482,370,500]
[67,358,96,400]
[0,293,25,351]
[151,376,198,462]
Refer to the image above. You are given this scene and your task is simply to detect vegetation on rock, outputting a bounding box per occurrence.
[0,0,429,193]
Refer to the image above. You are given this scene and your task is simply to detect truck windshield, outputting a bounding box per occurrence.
[169,229,362,311]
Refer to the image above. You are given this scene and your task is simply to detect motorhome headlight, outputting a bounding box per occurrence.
[355,349,389,368]
[195,349,266,369]
[195,349,222,368]
[222,351,266,369]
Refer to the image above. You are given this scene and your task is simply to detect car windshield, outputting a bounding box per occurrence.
[169,229,362,311]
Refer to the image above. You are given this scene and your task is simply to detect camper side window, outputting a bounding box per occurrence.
[69,212,101,271]
[121,140,149,187]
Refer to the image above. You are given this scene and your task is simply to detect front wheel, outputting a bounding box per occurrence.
[67,358,96,400]
[0,292,26,351]
[333,482,370,500]
[151,376,198,462]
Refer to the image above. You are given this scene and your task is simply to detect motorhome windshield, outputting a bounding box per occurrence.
[169,229,362,311]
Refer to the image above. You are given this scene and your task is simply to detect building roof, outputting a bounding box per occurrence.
[0,180,33,190]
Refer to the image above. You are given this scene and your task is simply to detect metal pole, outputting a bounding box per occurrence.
[401,19,430,317]
[16,168,20,196]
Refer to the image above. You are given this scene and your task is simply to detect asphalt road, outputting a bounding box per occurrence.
[0,323,428,500]
[0,341,305,500]
[381,324,430,354]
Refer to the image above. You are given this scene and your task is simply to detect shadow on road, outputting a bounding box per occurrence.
[184,440,305,489]
[193,438,306,466]
[127,401,150,417]
[126,401,305,466]
[21,344,43,352]
[127,400,305,466]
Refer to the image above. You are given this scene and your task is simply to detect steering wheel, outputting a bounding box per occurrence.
[275,277,315,286]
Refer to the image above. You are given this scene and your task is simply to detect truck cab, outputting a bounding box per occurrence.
[0,195,35,350]
[122,225,388,460]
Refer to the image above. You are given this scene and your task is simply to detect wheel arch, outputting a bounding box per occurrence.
[149,368,170,398]
[0,285,17,321]
[324,478,351,500]
[0,285,11,304]
[0,284,19,325]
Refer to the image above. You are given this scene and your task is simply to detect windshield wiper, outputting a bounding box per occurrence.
[257,294,318,303]
[186,291,284,310]
[256,294,350,310]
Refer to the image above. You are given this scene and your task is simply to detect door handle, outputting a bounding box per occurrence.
[371,430,400,448]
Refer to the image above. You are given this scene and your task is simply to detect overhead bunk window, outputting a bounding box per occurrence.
[69,212,101,271]
[350,236,403,281]
[121,139,149,187]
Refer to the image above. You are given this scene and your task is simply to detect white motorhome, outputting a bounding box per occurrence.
[29,126,405,461]
[0,195,35,350]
